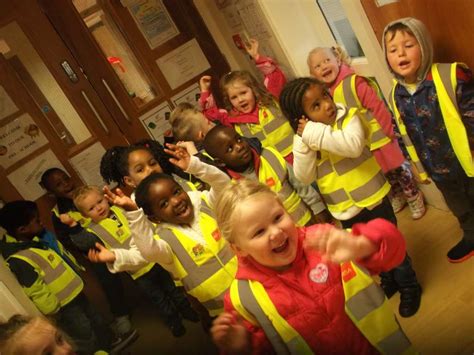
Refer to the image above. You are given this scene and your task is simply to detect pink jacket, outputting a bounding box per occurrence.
[224,219,406,354]
[330,64,405,172]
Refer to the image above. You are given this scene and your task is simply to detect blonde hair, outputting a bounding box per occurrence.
[307,45,352,74]
[169,102,204,141]
[220,71,275,113]
[72,185,102,212]
[215,179,278,243]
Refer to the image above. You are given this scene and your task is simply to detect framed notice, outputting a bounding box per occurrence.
[0,113,48,169]
[171,83,201,110]
[128,0,179,49]
[140,101,172,143]
[156,39,211,90]
[7,150,65,201]
[69,142,106,187]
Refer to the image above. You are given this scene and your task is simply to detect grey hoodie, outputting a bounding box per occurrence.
[382,17,433,86]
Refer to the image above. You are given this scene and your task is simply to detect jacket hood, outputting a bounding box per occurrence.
[382,17,433,86]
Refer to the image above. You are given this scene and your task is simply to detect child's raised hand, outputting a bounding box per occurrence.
[59,213,77,227]
[199,75,212,92]
[103,186,138,211]
[244,38,260,60]
[297,116,308,136]
[165,143,191,171]
[211,311,250,354]
[88,243,116,263]
[304,224,377,263]
[176,141,198,156]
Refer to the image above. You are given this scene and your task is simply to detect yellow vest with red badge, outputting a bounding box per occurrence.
[389,63,474,181]
[235,102,294,158]
[230,261,416,355]
[153,195,237,316]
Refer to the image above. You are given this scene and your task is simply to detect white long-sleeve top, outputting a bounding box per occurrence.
[108,156,231,277]
[293,104,369,220]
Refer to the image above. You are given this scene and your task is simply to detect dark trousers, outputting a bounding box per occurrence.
[340,197,419,288]
[434,171,474,244]
[90,262,130,318]
[135,264,192,327]
[56,293,112,354]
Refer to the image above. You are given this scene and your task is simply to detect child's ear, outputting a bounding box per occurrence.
[148,214,161,224]
[123,176,136,189]
[230,243,248,257]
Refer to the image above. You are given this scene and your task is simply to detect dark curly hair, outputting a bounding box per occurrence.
[135,172,175,216]
[40,167,66,191]
[279,77,324,131]
[0,200,38,235]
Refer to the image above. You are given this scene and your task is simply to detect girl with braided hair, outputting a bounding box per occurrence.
[279,78,422,318]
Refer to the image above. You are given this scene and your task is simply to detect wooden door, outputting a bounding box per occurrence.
[361,0,474,69]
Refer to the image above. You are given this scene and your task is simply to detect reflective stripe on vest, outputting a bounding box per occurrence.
[88,207,154,280]
[154,197,236,315]
[316,108,390,213]
[334,76,391,151]
[235,103,294,158]
[231,262,415,355]
[230,280,313,355]
[52,205,91,228]
[9,248,83,306]
[259,148,310,226]
[432,63,474,176]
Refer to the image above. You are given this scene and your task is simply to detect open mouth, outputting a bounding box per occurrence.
[272,238,289,253]
[398,60,410,69]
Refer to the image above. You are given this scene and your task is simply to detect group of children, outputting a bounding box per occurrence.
[1,17,473,354]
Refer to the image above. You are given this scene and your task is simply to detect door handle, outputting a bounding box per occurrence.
[102,79,131,122]
[81,90,109,134]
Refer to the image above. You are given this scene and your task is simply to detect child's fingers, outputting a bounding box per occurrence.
[95,243,106,251]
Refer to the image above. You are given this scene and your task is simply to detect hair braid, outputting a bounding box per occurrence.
[100,146,128,185]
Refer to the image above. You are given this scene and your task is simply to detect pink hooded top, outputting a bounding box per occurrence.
[329,64,405,173]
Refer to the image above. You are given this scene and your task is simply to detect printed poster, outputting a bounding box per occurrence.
[171,83,201,110]
[69,142,106,187]
[140,101,172,143]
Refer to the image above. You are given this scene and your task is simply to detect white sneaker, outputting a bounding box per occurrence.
[407,192,426,220]
[391,194,407,213]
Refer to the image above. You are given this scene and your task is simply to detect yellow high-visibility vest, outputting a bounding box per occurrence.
[235,102,294,158]
[315,107,390,214]
[230,261,416,355]
[154,196,237,316]
[389,62,474,180]
[333,75,391,150]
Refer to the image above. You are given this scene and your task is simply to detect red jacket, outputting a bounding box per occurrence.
[224,218,406,354]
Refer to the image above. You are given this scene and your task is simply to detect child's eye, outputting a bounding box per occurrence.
[274,213,283,222]
[253,228,265,238]
[159,200,169,208]
[227,146,233,153]
[149,159,158,166]
[174,188,182,195]
[236,137,242,142]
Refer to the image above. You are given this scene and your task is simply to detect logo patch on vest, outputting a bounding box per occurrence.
[341,262,356,282]
[48,254,55,262]
[116,229,124,237]
[192,243,205,257]
[211,229,221,241]
[309,263,328,283]
[266,177,276,187]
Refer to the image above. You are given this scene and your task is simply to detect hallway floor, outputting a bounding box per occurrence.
[87,205,474,354]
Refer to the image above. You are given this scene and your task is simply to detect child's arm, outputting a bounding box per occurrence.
[304,219,406,274]
[60,214,103,254]
[245,38,286,98]
[301,114,366,158]
[456,66,474,146]
[199,76,232,126]
[292,134,319,185]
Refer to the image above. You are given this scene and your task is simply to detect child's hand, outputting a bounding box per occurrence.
[244,38,260,60]
[103,186,138,211]
[88,243,116,263]
[176,141,198,156]
[165,143,191,171]
[59,213,77,227]
[304,224,377,263]
[199,75,212,92]
[211,311,250,354]
[297,116,308,136]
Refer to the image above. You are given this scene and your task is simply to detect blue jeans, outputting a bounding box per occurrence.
[135,264,192,327]
[340,197,419,288]
[56,293,112,354]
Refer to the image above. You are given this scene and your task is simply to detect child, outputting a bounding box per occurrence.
[0,315,76,354]
[0,201,119,354]
[100,143,236,317]
[307,45,426,219]
[199,39,294,164]
[70,185,199,337]
[279,78,422,317]
[40,168,135,339]
[211,179,415,354]
[202,125,331,225]
[382,17,474,263]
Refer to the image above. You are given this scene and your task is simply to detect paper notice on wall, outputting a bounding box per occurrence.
[140,101,172,143]
[235,0,272,41]
[156,39,211,90]
[171,83,201,110]
[0,113,48,169]
[7,150,65,201]
[0,85,18,120]
[69,142,106,187]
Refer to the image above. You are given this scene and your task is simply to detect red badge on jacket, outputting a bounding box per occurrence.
[266,177,276,187]
[212,229,221,241]
[341,262,356,282]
